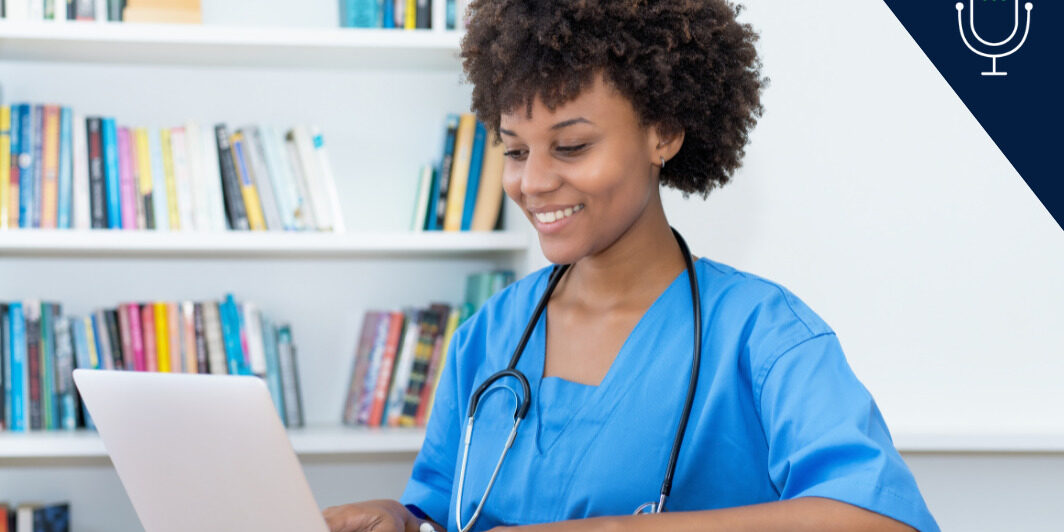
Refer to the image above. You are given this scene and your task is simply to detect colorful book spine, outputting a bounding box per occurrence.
[428,114,459,231]
[170,127,195,231]
[56,107,74,229]
[357,313,391,424]
[101,117,122,229]
[343,311,381,425]
[181,301,198,374]
[31,105,44,228]
[202,302,226,375]
[214,124,249,231]
[193,303,208,374]
[148,128,170,231]
[8,302,27,431]
[385,310,421,427]
[40,105,60,229]
[200,123,228,231]
[72,111,91,229]
[0,105,10,230]
[25,301,42,430]
[72,317,96,430]
[116,303,135,371]
[154,302,170,372]
[461,120,487,231]
[368,310,405,427]
[277,325,303,428]
[243,127,282,231]
[160,128,181,230]
[220,295,250,376]
[6,104,20,229]
[52,310,77,430]
[471,135,506,231]
[117,127,139,230]
[18,105,34,228]
[40,302,56,430]
[443,113,476,231]
[141,304,158,372]
[167,301,182,373]
[230,131,267,231]
[134,128,155,230]
[86,117,107,229]
[399,305,445,426]
[127,303,146,372]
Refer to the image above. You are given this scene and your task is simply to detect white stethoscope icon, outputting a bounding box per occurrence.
[956,0,1033,77]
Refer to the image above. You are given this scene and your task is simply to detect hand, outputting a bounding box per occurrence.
[322,499,426,532]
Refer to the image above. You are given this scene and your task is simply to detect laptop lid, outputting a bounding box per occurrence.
[73,369,328,532]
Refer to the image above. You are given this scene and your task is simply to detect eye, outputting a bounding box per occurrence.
[556,144,588,154]
[503,149,527,160]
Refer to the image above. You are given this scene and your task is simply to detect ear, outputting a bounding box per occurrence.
[650,124,685,166]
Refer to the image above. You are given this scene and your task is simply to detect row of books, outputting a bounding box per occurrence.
[411,113,506,232]
[1,0,201,23]
[340,0,467,30]
[0,295,305,433]
[1,502,69,532]
[0,104,345,233]
[342,269,514,428]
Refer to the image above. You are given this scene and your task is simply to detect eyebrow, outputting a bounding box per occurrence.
[499,117,594,137]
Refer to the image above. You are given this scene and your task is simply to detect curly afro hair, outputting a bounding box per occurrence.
[459,0,767,198]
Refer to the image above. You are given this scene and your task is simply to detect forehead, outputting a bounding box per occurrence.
[499,73,638,130]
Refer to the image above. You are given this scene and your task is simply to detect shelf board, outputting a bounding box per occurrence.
[0,426,425,459]
[0,20,462,69]
[2,427,1062,460]
[0,229,530,258]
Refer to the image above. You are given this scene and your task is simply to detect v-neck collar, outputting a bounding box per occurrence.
[521,262,696,455]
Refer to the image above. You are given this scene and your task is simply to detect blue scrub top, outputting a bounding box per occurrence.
[401,258,939,532]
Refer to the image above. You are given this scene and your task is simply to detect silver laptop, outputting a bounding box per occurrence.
[73,369,329,532]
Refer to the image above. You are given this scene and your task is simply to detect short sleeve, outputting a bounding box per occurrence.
[399,324,464,525]
[756,332,940,532]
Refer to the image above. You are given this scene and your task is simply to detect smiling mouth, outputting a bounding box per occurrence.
[531,204,585,224]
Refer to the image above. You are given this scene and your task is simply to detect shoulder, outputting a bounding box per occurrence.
[447,265,554,358]
[693,257,837,367]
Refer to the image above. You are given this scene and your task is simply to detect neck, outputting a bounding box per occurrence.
[560,193,687,311]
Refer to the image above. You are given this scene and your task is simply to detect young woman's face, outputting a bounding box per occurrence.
[499,73,662,265]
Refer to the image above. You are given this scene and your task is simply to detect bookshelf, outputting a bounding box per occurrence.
[0,229,530,257]
[0,427,427,459]
[0,20,464,69]
[0,2,542,529]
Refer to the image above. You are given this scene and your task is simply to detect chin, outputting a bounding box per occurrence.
[537,235,587,266]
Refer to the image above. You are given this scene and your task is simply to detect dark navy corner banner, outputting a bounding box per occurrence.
[883,1,1062,231]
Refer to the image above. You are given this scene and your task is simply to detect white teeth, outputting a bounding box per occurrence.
[533,204,584,224]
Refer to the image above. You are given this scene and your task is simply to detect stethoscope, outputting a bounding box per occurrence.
[451,227,703,532]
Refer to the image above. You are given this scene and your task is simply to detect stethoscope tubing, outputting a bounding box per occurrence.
[455,227,702,529]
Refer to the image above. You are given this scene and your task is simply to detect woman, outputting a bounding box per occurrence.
[325,1,938,531]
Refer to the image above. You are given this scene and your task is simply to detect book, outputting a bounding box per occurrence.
[153,302,170,372]
[101,117,122,229]
[215,124,249,231]
[117,126,138,230]
[411,165,434,231]
[310,126,346,233]
[385,308,421,426]
[72,111,91,230]
[471,134,506,231]
[460,120,487,231]
[242,127,282,231]
[428,115,458,231]
[193,303,208,374]
[419,305,463,424]
[368,310,406,427]
[17,105,34,228]
[260,312,286,424]
[71,316,96,429]
[141,303,158,373]
[1,304,9,430]
[133,128,155,230]
[86,117,107,228]
[57,107,74,229]
[283,133,317,229]
[31,502,70,532]
[166,301,182,373]
[357,312,392,425]
[40,302,57,430]
[243,302,267,376]
[229,131,267,231]
[41,105,60,229]
[288,126,331,231]
[201,301,226,375]
[25,301,43,430]
[184,121,211,231]
[53,311,78,430]
[3,105,15,229]
[148,127,170,231]
[200,123,227,232]
[126,302,147,372]
[259,124,299,230]
[399,304,446,426]
[443,113,477,231]
[31,105,43,228]
[220,294,250,375]
[8,302,27,431]
[181,301,198,373]
[169,126,195,231]
[277,325,304,428]
[104,309,124,370]
[342,311,382,426]
[160,128,181,229]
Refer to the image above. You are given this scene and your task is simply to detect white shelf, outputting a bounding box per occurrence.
[0,20,462,69]
[3,427,1062,460]
[0,229,529,258]
[0,426,425,459]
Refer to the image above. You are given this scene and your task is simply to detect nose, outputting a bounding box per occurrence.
[519,149,562,197]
